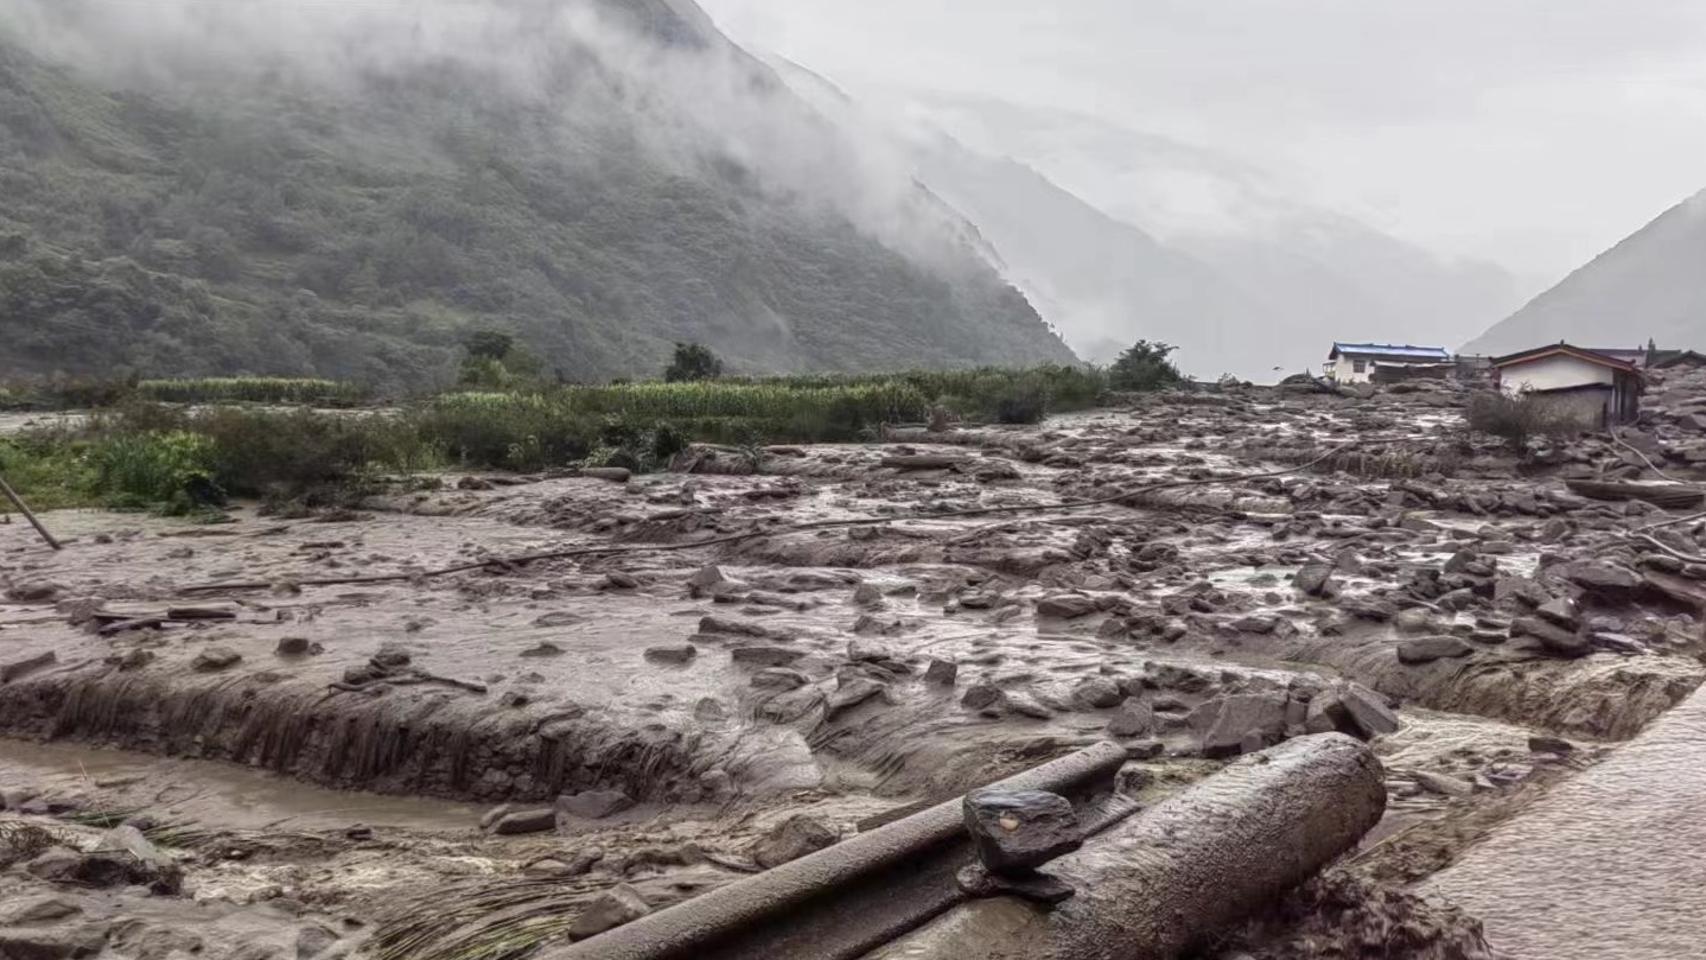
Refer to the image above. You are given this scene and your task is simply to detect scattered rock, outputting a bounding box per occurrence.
[750,814,839,868]
[1556,560,1643,601]
[961,681,1002,710]
[569,884,651,940]
[191,646,242,672]
[600,571,640,590]
[1528,735,1576,755]
[643,643,697,665]
[1396,636,1474,664]
[519,642,565,658]
[1105,699,1155,738]
[1535,597,1581,630]
[923,658,958,686]
[275,637,316,657]
[962,789,1081,875]
[556,789,635,821]
[1511,616,1592,658]
[1071,677,1124,710]
[730,645,804,667]
[488,808,557,835]
[1294,562,1337,597]
[1200,693,1289,758]
[1035,594,1097,619]
[853,582,884,606]
[295,924,340,959]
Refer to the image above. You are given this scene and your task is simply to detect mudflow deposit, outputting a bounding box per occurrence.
[3,367,1706,960]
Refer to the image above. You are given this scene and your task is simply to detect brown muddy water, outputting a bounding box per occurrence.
[2,380,1704,959]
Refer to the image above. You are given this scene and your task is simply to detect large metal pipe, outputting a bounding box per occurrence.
[861,733,1386,960]
[544,741,1130,960]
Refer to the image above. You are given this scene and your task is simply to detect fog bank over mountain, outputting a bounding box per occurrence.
[0,0,1070,386]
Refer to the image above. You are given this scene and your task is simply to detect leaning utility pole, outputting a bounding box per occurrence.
[0,473,62,550]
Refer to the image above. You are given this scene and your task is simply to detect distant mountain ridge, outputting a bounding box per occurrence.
[1463,190,1706,357]
[0,0,1072,389]
[887,95,1528,379]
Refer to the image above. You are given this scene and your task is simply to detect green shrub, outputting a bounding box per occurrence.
[663,342,724,383]
[135,377,367,407]
[1465,392,1580,451]
[1108,341,1183,392]
[90,431,222,511]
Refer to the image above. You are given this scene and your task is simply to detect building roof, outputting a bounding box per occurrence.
[1650,349,1706,369]
[1328,342,1452,361]
[1491,343,1642,374]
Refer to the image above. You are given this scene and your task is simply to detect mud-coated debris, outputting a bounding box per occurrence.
[956,862,1076,906]
[191,646,242,672]
[519,641,565,658]
[751,814,839,868]
[580,467,632,483]
[694,697,729,722]
[730,645,803,667]
[852,582,884,606]
[924,658,958,686]
[344,825,374,841]
[1106,699,1155,737]
[1201,693,1289,758]
[167,603,239,621]
[1511,616,1592,658]
[531,611,582,628]
[488,808,557,835]
[370,644,412,668]
[1397,636,1474,664]
[1072,677,1124,709]
[963,789,1082,874]
[600,571,640,590]
[1413,770,1475,798]
[1536,597,1581,630]
[1035,594,1097,619]
[1125,739,1165,760]
[643,643,697,665]
[0,651,56,683]
[295,923,339,959]
[1003,691,1055,719]
[569,884,651,940]
[557,789,635,821]
[1555,560,1643,601]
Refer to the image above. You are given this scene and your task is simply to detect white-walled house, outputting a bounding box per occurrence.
[1324,343,1452,383]
[1493,343,1643,426]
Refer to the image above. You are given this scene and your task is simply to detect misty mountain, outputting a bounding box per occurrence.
[894,96,1527,380]
[0,0,1070,389]
[1463,189,1706,357]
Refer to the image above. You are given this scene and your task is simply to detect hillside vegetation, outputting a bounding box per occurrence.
[0,4,1070,391]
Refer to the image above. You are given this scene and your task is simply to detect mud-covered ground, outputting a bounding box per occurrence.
[2,369,1704,959]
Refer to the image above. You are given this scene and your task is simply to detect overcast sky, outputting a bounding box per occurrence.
[699,0,1706,283]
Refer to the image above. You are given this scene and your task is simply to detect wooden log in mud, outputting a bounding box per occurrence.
[1566,478,1704,510]
[863,734,1386,960]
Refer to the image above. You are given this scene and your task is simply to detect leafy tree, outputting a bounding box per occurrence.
[1108,340,1183,392]
[462,330,515,362]
[664,342,723,383]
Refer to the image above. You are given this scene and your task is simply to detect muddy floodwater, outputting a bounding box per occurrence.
[2,372,1704,959]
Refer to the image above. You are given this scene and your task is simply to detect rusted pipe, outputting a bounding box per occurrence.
[543,741,1130,960]
[862,733,1386,960]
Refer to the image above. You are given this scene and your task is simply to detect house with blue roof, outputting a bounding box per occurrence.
[1325,342,1453,384]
